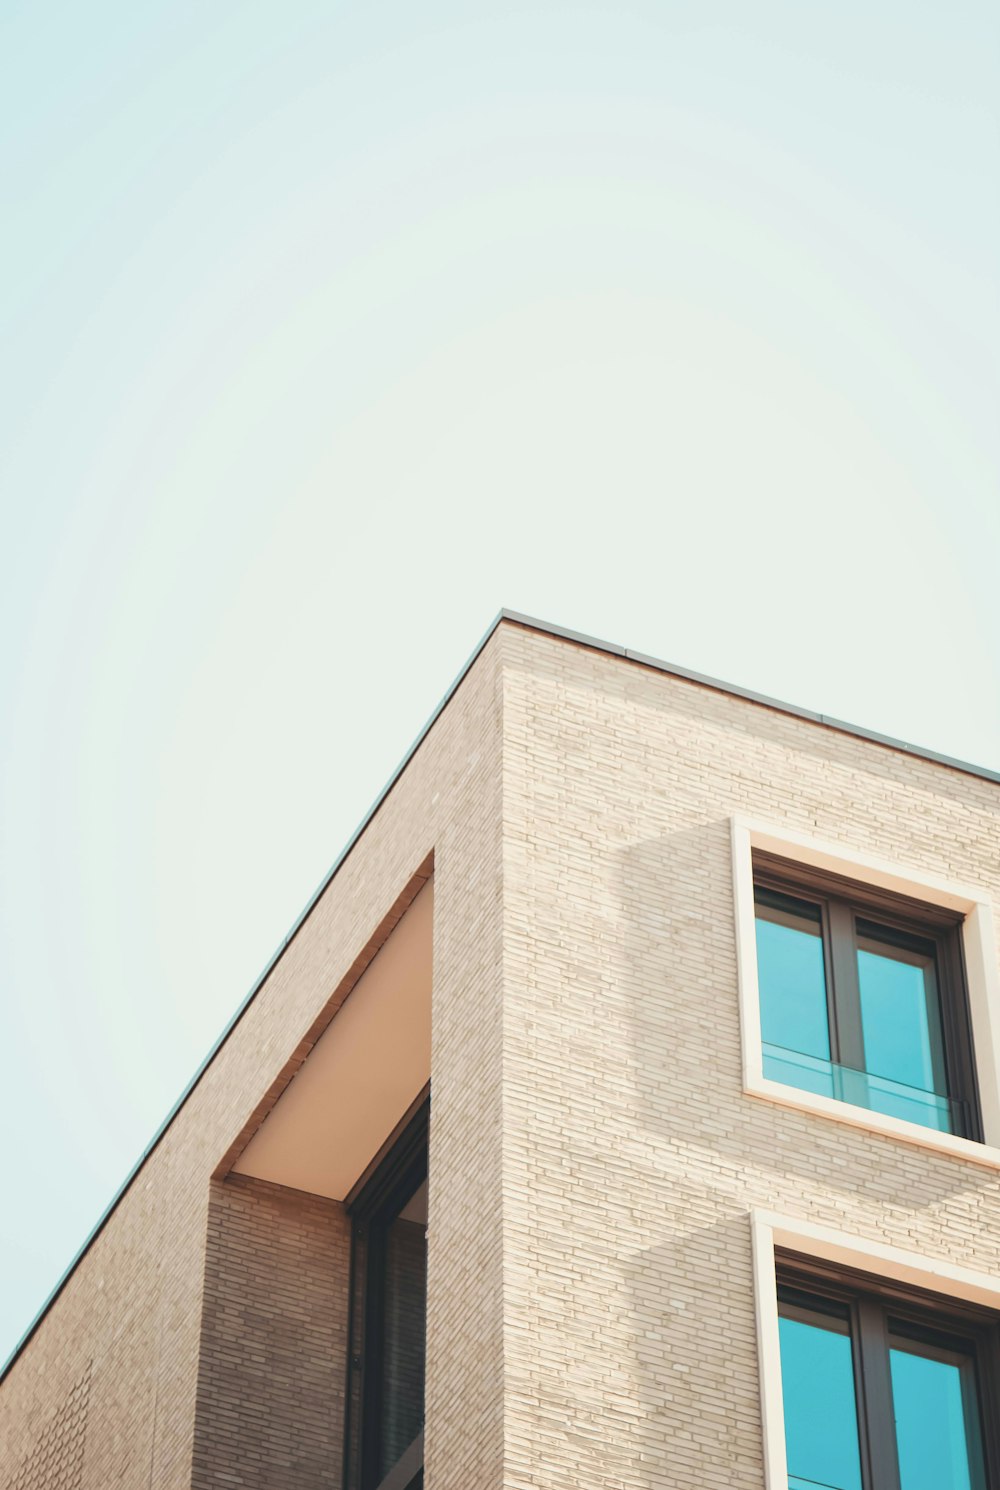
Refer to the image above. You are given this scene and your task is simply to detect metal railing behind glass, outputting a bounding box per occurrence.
[763,1043,964,1134]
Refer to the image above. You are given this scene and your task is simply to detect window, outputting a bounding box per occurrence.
[733,819,1000,1163]
[754,853,980,1141]
[776,1254,1000,1490]
[345,1095,428,1490]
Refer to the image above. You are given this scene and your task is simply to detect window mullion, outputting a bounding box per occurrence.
[856,1299,902,1490]
[829,899,866,1075]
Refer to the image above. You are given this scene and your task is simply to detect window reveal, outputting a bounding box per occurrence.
[346,1096,428,1490]
[775,1261,998,1490]
[753,855,980,1140]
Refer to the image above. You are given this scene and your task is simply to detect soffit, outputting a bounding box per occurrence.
[232,881,432,1201]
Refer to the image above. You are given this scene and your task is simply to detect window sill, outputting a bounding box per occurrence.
[746,1072,1000,1170]
[731,815,1000,1159]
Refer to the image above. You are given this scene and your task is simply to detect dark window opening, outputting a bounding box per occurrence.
[345,1094,428,1490]
[753,853,980,1141]
[776,1255,1000,1490]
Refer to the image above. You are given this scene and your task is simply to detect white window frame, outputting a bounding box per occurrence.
[750,1208,1000,1490]
[732,815,1000,1167]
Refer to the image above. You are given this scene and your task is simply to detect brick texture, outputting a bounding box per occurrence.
[498,623,1000,1489]
[7,1361,91,1489]
[191,1174,350,1488]
[0,627,505,1489]
[2,619,998,1490]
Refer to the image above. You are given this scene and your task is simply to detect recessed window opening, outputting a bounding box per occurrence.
[775,1255,1000,1490]
[753,853,981,1141]
[345,1094,428,1490]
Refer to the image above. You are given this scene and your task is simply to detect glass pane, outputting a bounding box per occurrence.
[379,1177,428,1479]
[857,934,950,1130]
[761,1048,961,1130]
[756,903,830,1066]
[836,1060,955,1132]
[890,1341,986,1490]
[763,1043,836,1101]
[778,1313,863,1490]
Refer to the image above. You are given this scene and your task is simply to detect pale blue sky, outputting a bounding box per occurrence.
[1,0,998,1366]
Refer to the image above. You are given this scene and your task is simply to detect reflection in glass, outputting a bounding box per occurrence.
[756,898,830,1067]
[778,1311,863,1490]
[857,932,949,1130]
[378,1178,428,1481]
[890,1338,986,1490]
[761,1047,958,1132]
[755,882,960,1137]
[762,1042,835,1102]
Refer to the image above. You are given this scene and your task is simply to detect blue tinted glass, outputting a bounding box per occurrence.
[890,1345,984,1490]
[840,1065,953,1132]
[858,943,942,1095]
[762,1045,835,1101]
[761,1051,956,1129]
[779,1314,862,1490]
[756,913,830,1062]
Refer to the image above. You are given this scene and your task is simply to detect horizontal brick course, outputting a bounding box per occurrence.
[0,629,505,1489]
[499,627,1000,1488]
[191,1174,349,1489]
[2,620,997,1488]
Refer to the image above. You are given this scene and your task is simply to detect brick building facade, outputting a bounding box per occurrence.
[2,612,999,1489]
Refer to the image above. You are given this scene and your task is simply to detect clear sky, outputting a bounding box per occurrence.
[1,0,998,1367]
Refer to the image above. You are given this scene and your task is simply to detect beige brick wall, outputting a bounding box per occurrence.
[191,1174,350,1488]
[498,624,1000,1489]
[0,628,506,1489]
[2,618,997,1490]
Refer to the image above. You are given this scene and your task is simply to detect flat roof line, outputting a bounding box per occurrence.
[3,609,997,1383]
[500,611,1000,786]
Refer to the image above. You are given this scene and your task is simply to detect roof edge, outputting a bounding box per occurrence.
[4,608,996,1383]
[499,611,1000,786]
[1,609,509,1385]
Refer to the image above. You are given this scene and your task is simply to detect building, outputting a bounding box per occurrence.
[2,610,1000,1490]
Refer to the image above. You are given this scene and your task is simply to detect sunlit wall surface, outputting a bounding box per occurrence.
[1,0,998,1365]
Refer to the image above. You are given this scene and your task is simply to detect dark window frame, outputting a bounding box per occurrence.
[343,1091,429,1490]
[776,1249,1000,1490]
[753,851,981,1142]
